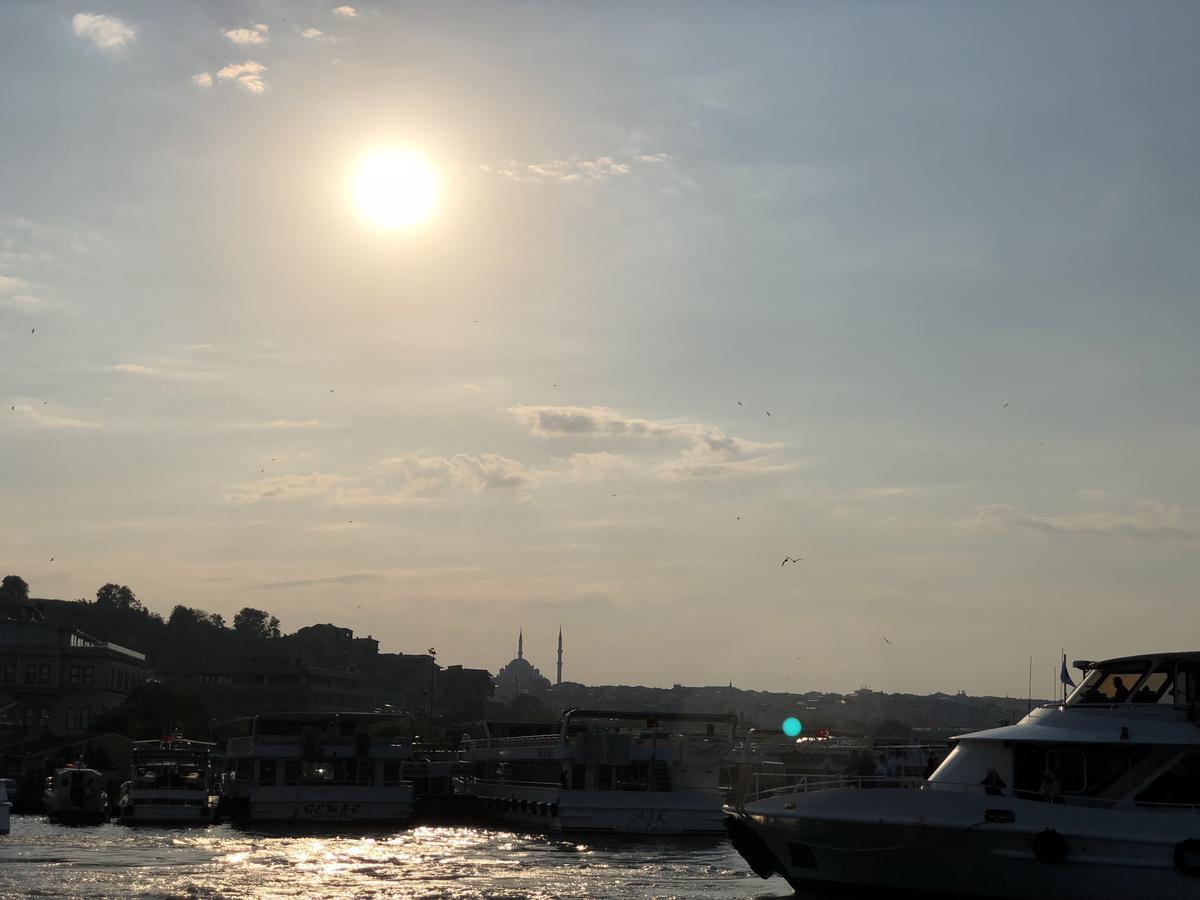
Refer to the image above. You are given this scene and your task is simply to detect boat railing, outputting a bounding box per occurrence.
[461,734,561,751]
[469,777,562,790]
[736,773,1200,812]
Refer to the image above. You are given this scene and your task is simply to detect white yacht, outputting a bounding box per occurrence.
[219,712,416,825]
[117,737,218,826]
[726,651,1200,899]
[43,765,108,825]
[457,709,737,834]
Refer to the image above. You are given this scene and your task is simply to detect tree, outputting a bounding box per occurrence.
[95,583,144,613]
[233,606,281,639]
[0,575,30,606]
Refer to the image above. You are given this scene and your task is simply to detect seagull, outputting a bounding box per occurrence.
[781,556,802,566]
[737,401,743,406]
[1002,402,1009,408]
[882,636,892,645]
[31,328,35,334]
[49,557,54,562]
[765,410,771,416]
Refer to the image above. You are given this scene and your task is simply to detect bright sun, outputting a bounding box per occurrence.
[352,149,438,230]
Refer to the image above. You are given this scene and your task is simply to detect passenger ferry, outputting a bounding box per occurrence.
[726,651,1200,899]
[44,764,108,825]
[117,737,218,826]
[457,709,737,834]
[219,712,416,825]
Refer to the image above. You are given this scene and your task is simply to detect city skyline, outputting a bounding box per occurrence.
[3,3,1199,699]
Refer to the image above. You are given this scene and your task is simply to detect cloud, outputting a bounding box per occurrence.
[484,154,649,184]
[109,362,187,379]
[251,573,382,590]
[10,403,100,429]
[301,27,325,39]
[336,454,532,504]
[0,294,48,312]
[72,13,136,49]
[963,503,1200,543]
[509,405,789,480]
[0,274,26,292]
[224,24,268,45]
[332,5,357,16]
[192,72,213,88]
[238,419,321,429]
[226,473,348,505]
[216,61,266,93]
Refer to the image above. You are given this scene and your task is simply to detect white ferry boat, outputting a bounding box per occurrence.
[219,712,416,825]
[117,737,218,827]
[457,709,737,834]
[43,765,108,825]
[726,651,1200,899]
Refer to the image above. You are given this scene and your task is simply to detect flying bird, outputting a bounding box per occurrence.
[765,410,771,416]
[882,636,892,645]
[782,556,802,566]
[49,557,54,562]
[31,328,35,334]
[737,401,743,406]
[1002,402,1009,408]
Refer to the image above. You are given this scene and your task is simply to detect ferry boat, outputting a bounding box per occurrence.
[117,737,218,826]
[457,709,737,834]
[726,651,1200,899]
[219,712,416,825]
[43,765,108,825]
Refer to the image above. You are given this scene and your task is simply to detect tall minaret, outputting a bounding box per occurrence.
[518,628,523,660]
[556,627,563,686]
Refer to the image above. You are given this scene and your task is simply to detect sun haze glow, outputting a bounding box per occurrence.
[352,149,438,230]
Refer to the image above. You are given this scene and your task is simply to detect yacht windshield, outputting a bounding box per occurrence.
[1066,661,1150,705]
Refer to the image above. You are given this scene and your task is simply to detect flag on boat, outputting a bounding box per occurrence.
[1060,654,1075,688]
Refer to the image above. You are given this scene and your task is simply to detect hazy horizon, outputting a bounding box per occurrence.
[3,2,1199,700]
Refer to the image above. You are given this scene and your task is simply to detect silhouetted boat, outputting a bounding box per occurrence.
[117,736,217,827]
[726,650,1200,898]
[456,709,736,834]
[44,764,107,825]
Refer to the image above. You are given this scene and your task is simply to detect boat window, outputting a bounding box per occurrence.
[383,762,401,785]
[235,760,253,780]
[1069,662,1150,705]
[258,760,276,786]
[357,762,375,786]
[1135,753,1200,807]
[571,764,586,790]
[595,764,613,791]
[283,761,300,785]
[1045,750,1086,794]
[1174,662,1200,706]
[1130,665,1174,704]
[615,763,649,792]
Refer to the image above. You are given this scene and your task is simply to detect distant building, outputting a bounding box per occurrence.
[168,656,376,716]
[0,620,147,738]
[493,629,552,701]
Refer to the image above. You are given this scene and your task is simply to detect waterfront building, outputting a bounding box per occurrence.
[0,620,147,738]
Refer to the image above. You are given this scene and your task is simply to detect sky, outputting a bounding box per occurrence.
[2,2,1199,699]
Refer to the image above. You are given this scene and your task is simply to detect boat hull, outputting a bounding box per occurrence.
[727,787,1200,900]
[119,800,217,827]
[222,785,415,825]
[471,783,727,835]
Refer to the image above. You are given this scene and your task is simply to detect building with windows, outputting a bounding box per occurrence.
[0,620,147,738]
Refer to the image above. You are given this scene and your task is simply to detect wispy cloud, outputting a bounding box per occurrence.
[216,61,267,93]
[509,405,789,479]
[332,5,357,16]
[483,154,644,184]
[0,294,48,311]
[238,419,321,429]
[301,27,325,39]
[226,473,348,505]
[10,403,100,429]
[72,13,136,49]
[251,572,382,590]
[0,274,26,292]
[191,72,213,88]
[224,24,268,45]
[963,502,1200,543]
[109,362,189,379]
[335,454,532,505]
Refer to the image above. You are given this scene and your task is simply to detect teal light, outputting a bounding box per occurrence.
[782,717,803,738]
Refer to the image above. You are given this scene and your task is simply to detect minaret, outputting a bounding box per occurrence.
[556,627,563,686]
[518,628,523,660]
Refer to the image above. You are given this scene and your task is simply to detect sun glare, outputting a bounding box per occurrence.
[352,149,438,230]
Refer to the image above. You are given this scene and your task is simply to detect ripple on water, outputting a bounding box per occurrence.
[0,816,796,899]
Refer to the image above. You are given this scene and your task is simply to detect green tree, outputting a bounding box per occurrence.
[0,574,30,606]
[233,606,281,639]
[95,583,144,612]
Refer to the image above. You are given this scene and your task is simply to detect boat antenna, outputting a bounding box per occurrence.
[1027,656,1032,714]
